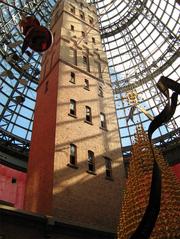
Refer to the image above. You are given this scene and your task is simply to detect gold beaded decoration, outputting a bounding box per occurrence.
[117,126,180,239]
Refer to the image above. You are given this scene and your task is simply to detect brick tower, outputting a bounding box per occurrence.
[24,0,125,233]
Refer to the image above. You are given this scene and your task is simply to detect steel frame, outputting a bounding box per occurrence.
[0,0,179,156]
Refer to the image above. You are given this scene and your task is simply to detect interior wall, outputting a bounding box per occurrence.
[0,164,26,209]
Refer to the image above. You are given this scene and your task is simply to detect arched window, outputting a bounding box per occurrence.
[70,99,76,116]
[85,106,92,123]
[88,150,95,173]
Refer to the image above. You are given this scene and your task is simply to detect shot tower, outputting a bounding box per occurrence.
[24,0,125,233]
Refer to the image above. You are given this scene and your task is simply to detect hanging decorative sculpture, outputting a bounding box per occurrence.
[6,53,20,62]
[125,90,138,123]
[19,15,53,54]
[15,95,25,104]
[123,90,154,123]
[126,90,139,105]
[0,70,14,79]
[0,1,53,54]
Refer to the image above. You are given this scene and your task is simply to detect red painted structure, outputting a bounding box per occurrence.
[24,45,60,214]
[20,16,53,53]
[0,164,26,209]
[171,164,180,181]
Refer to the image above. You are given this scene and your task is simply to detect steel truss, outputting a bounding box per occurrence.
[0,0,179,157]
[0,0,55,156]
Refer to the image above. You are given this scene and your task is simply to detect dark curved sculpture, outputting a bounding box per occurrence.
[19,16,40,35]
[130,76,180,239]
[148,92,178,140]
[19,15,53,54]
[148,76,180,140]
[22,26,53,53]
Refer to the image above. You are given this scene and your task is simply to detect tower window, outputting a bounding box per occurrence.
[83,54,90,72]
[71,25,74,31]
[104,157,112,179]
[87,150,95,173]
[69,144,77,165]
[70,5,75,14]
[97,62,102,79]
[79,10,85,20]
[82,31,85,37]
[11,178,17,184]
[70,72,75,83]
[83,55,87,64]
[85,106,92,123]
[84,79,89,90]
[98,85,103,97]
[92,37,96,44]
[70,99,76,116]
[95,61,102,79]
[70,48,77,65]
[100,113,106,129]
[89,16,94,25]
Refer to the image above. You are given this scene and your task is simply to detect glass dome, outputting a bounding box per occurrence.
[0,0,179,155]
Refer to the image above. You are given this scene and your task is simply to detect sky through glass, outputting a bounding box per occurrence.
[0,0,179,154]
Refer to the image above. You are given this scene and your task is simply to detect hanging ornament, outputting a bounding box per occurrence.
[19,15,53,54]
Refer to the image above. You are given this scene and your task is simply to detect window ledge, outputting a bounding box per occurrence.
[68,113,77,118]
[86,170,96,175]
[67,163,78,169]
[69,80,75,84]
[84,86,90,91]
[84,120,93,125]
[105,176,114,181]
[99,126,108,131]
